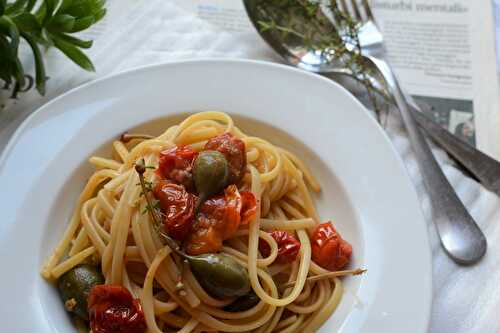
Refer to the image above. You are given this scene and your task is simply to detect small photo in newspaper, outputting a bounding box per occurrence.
[413,96,475,146]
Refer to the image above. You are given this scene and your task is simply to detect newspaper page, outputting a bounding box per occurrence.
[371,0,500,159]
[176,0,500,159]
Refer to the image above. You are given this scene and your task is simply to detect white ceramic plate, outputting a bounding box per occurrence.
[0,59,431,333]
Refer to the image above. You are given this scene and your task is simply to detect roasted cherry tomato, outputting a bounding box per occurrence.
[153,180,196,241]
[88,285,146,333]
[186,185,247,255]
[240,191,257,225]
[259,230,301,264]
[311,222,352,271]
[204,133,246,184]
[157,145,198,190]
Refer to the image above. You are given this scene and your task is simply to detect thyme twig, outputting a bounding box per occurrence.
[120,132,154,143]
[135,159,185,256]
[279,268,367,290]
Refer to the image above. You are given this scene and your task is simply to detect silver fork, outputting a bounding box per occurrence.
[338,0,486,264]
[244,0,500,197]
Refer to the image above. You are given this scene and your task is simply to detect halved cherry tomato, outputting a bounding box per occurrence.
[153,180,195,241]
[204,133,246,184]
[157,145,198,190]
[240,191,257,225]
[259,230,301,264]
[186,185,252,255]
[88,285,146,333]
[311,222,352,271]
[185,213,224,256]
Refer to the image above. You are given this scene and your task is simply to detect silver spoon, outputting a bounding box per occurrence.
[243,1,500,199]
[244,0,487,264]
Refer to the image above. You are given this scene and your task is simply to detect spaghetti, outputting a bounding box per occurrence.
[42,111,361,333]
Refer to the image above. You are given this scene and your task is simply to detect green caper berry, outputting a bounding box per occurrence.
[189,253,251,299]
[193,150,229,202]
[57,264,104,319]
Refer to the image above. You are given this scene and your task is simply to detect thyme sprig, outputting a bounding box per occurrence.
[135,162,161,216]
[141,198,160,215]
[135,158,183,254]
[253,0,388,119]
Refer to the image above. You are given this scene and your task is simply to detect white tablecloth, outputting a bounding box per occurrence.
[1,1,500,332]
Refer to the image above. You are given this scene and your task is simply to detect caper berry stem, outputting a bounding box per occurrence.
[194,194,207,214]
[278,268,367,291]
[121,132,154,143]
[135,159,188,260]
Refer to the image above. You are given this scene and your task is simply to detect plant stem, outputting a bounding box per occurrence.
[135,159,187,259]
[279,268,366,290]
[121,133,154,143]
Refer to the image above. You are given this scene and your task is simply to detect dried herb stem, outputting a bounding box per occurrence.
[279,268,366,290]
[121,133,155,143]
[135,159,185,258]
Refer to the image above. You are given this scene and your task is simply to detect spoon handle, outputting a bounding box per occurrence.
[410,106,500,196]
[369,56,487,264]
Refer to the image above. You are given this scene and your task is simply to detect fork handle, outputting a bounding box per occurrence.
[368,56,487,264]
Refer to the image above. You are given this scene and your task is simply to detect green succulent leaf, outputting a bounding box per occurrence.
[22,31,46,94]
[0,30,15,59]
[5,0,29,15]
[12,12,40,32]
[25,0,37,12]
[0,0,6,16]
[66,0,104,20]
[70,14,93,32]
[0,0,106,99]
[0,15,24,86]
[54,32,92,48]
[48,14,75,32]
[0,15,21,53]
[57,0,74,13]
[94,7,105,22]
[34,0,46,21]
[64,1,94,18]
[42,0,57,24]
[53,36,95,71]
[0,36,14,83]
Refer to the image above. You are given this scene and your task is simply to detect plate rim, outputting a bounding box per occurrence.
[0,58,432,332]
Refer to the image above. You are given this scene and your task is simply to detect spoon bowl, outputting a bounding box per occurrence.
[243,0,353,76]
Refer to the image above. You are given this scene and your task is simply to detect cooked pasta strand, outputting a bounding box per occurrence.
[41,112,357,333]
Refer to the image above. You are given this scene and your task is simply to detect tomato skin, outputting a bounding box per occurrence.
[185,186,256,255]
[240,191,257,225]
[153,180,195,241]
[259,230,301,264]
[158,146,198,190]
[186,185,241,255]
[311,222,352,271]
[204,133,246,184]
[88,285,146,333]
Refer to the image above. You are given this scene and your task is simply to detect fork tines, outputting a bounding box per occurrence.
[336,0,374,23]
